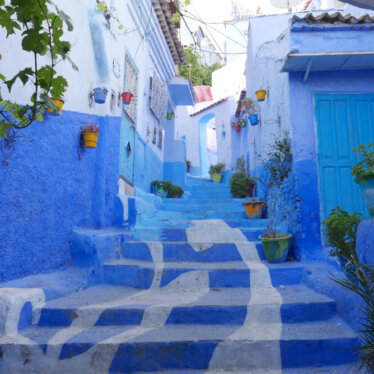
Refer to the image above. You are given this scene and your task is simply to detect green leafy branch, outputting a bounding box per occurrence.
[96,0,136,34]
[0,0,76,137]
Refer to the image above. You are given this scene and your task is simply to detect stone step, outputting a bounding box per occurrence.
[3,320,358,372]
[150,210,249,220]
[122,241,264,262]
[132,227,265,242]
[135,218,269,230]
[34,284,336,328]
[101,259,304,288]
[160,202,246,212]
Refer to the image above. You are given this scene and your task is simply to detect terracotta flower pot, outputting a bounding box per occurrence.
[243,201,264,219]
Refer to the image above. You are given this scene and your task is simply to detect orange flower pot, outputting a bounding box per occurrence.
[243,201,264,219]
[82,132,99,148]
[47,98,64,116]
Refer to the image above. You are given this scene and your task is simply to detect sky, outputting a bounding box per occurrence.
[180,0,312,53]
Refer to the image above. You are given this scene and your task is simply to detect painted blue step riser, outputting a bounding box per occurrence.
[101,266,304,288]
[102,266,251,288]
[153,212,250,220]
[136,219,269,229]
[107,339,359,372]
[36,302,336,328]
[122,242,263,262]
[160,204,246,212]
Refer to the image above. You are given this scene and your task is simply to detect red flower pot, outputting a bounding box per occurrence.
[235,125,241,132]
[122,92,133,105]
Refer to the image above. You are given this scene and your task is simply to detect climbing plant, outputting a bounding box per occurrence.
[0,0,76,139]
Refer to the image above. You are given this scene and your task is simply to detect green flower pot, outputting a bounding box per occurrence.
[211,173,222,183]
[259,234,292,263]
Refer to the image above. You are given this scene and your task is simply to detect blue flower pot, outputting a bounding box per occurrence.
[93,88,108,104]
[249,114,259,126]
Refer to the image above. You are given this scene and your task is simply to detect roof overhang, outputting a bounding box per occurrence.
[281,51,374,80]
[344,0,374,10]
[168,77,195,106]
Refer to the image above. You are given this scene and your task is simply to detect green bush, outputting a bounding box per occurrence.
[151,180,184,198]
[322,206,363,260]
[230,172,255,198]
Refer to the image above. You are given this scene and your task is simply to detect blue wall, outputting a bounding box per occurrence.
[289,69,374,261]
[0,111,121,282]
[134,133,163,193]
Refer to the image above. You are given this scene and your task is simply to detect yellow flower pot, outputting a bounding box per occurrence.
[82,132,99,148]
[211,173,222,183]
[255,89,266,102]
[47,98,64,115]
[243,201,264,219]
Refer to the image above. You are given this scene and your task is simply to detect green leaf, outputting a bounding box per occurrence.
[57,9,73,31]
[22,29,49,55]
[0,8,21,36]
[97,1,107,13]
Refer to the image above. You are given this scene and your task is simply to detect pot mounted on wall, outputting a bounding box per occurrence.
[122,92,133,105]
[167,112,173,120]
[249,114,259,126]
[47,98,64,116]
[93,88,108,104]
[256,89,267,102]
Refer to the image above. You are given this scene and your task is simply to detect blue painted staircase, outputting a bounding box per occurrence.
[0,176,361,373]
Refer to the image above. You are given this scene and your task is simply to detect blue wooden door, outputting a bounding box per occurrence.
[119,54,138,186]
[315,93,374,219]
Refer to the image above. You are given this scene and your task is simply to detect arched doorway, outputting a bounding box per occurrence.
[199,113,217,176]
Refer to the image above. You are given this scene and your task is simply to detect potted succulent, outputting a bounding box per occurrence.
[258,131,293,263]
[186,160,191,173]
[81,122,100,148]
[256,88,267,102]
[351,142,374,217]
[209,163,225,183]
[230,172,255,198]
[93,87,108,104]
[243,198,265,219]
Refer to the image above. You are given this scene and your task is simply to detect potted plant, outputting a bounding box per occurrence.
[47,96,65,116]
[167,111,174,120]
[122,91,133,105]
[258,131,293,263]
[93,87,108,104]
[81,122,100,148]
[351,142,374,217]
[235,124,241,132]
[243,198,265,219]
[249,113,259,126]
[151,181,184,198]
[256,88,267,102]
[230,172,255,198]
[322,206,362,277]
[209,163,225,183]
[186,160,191,173]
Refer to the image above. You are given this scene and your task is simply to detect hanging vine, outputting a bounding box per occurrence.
[0,0,76,141]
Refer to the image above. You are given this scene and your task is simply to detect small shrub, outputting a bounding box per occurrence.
[230,172,255,198]
[322,206,363,261]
